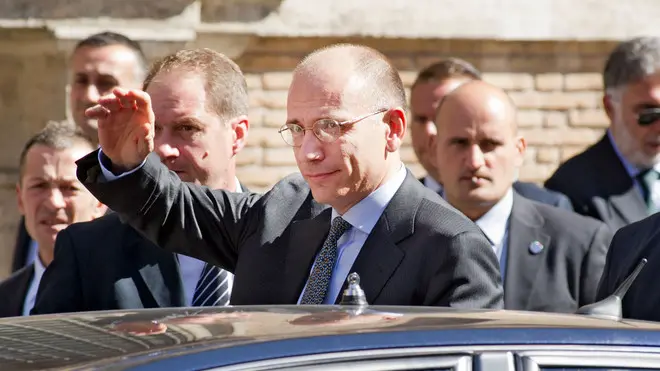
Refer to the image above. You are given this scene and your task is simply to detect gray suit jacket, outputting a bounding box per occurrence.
[76,150,504,308]
[545,134,648,231]
[0,264,33,318]
[596,212,660,322]
[504,194,612,312]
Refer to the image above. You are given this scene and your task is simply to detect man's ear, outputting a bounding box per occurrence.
[16,182,25,216]
[94,201,108,219]
[603,93,617,122]
[229,115,249,156]
[514,136,527,168]
[384,107,406,153]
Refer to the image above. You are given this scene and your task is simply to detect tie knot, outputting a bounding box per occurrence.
[330,217,351,237]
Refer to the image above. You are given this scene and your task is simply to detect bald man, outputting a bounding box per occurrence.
[433,80,612,313]
[74,44,504,308]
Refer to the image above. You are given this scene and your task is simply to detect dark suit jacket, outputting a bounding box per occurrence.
[77,151,504,308]
[11,218,32,273]
[31,213,186,314]
[418,176,573,210]
[595,212,660,322]
[545,133,647,231]
[0,264,33,317]
[504,194,612,312]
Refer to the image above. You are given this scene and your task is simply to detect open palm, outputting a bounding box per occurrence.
[86,88,155,172]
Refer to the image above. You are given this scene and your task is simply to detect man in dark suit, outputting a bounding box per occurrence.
[595,212,660,321]
[545,37,660,231]
[77,44,504,308]
[433,80,612,313]
[32,49,250,314]
[0,122,107,317]
[410,58,573,210]
[11,31,148,274]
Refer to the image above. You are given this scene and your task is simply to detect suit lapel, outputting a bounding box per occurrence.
[12,266,34,316]
[593,135,647,224]
[123,226,185,308]
[505,194,550,309]
[334,172,418,304]
[283,208,332,304]
[609,186,648,225]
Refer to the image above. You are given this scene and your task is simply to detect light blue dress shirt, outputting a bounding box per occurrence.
[297,164,408,304]
[22,252,46,316]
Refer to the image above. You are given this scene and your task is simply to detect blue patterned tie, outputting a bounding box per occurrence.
[192,263,230,307]
[300,217,351,304]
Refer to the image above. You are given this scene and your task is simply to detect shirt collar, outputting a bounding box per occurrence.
[32,250,46,284]
[331,164,407,234]
[234,177,243,192]
[475,188,514,246]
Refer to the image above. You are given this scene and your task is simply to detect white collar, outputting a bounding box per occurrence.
[475,188,514,246]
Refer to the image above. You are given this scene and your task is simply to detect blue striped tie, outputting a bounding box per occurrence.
[192,263,230,307]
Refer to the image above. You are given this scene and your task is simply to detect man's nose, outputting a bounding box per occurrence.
[83,84,100,103]
[45,188,66,210]
[299,131,324,162]
[155,141,180,160]
[466,145,486,170]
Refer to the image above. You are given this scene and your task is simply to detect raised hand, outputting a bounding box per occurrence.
[85,87,155,173]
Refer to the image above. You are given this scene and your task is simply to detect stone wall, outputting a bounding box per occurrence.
[0,32,618,278]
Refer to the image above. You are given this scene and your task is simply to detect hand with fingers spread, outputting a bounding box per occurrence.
[86,87,155,173]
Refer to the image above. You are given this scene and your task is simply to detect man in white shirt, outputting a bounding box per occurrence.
[32,48,249,313]
[0,121,107,317]
[432,80,612,313]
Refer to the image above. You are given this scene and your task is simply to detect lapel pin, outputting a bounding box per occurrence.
[529,241,544,255]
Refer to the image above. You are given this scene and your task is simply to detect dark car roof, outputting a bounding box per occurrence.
[3,305,660,370]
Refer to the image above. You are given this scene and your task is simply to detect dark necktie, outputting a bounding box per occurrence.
[300,217,351,304]
[192,262,230,307]
[637,169,659,214]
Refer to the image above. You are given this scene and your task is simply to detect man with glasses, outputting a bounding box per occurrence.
[75,44,504,308]
[546,37,660,231]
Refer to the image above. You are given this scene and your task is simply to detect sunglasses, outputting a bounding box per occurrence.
[638,107,660,126]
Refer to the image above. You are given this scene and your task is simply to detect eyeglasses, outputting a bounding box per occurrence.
[278,108,388,147]
[638,107,660,126]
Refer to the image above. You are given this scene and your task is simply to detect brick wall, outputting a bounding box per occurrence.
[234,37,616,191]
[0,35,619,278]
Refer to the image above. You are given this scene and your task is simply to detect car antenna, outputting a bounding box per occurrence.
[340,272,368,308]
[575,258,647,321]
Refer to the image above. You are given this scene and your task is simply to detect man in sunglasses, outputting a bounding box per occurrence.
[546,37,660,232]
[75,44,504,308]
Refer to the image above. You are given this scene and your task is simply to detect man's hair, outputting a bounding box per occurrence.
[412,58,482,89]
[295,43,407,111]
[72,31,148,83]
[604,37,660,96]
[142,48,249,121]
[18,121,95,181]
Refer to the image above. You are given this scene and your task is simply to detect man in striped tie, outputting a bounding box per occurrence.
[32,48,249,313]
